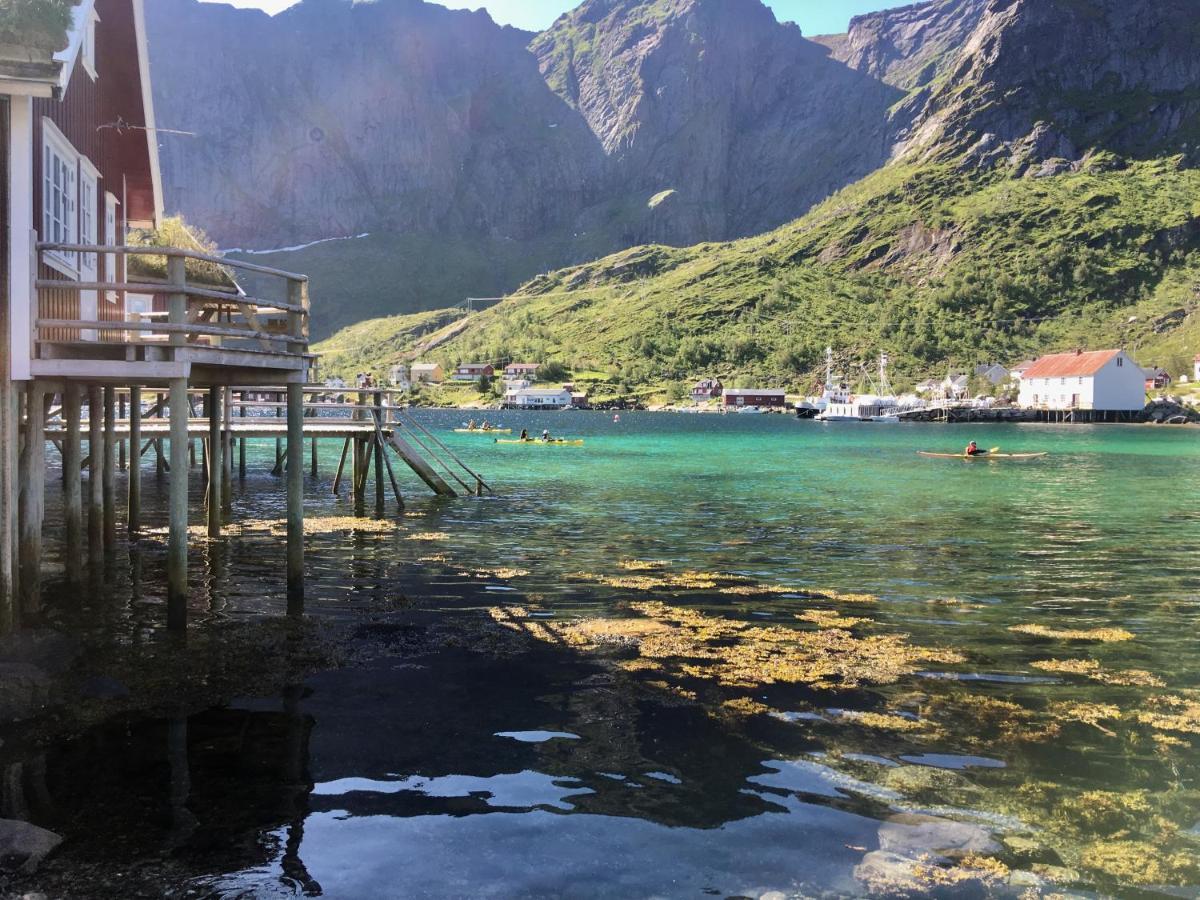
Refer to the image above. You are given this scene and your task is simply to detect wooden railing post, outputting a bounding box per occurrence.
[167,255,186,348]
[287,279,305,356]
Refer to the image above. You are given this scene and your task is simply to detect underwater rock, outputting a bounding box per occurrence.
[0,819,63,874]
[878,813,1001,857]
[882,765,978,799]
[0,630,78,676]
[80,676,131,701]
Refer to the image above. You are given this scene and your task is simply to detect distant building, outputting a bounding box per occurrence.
[974,363,1010,385]
[570,391,589,408]
[504,363,541,380]
[503,378,532,392]
[692,378,723,402]
[723,388,786,409]
[505,387,573,409]
[1018,349,1145,411]
[914,378,941,395]
[942,375,970,399]
[453,363,494,382]
[388,364,409,387]
[1143,367,1171,390]
[410,362,443,384]
[1010,360,1036,381]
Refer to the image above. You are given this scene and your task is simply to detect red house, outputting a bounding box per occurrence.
[453,363,495,381]
[3,0,163,377]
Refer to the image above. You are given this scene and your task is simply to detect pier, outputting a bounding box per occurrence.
[0,243,486,637]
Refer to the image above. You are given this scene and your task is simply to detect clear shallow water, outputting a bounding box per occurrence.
[5,412,1200,897]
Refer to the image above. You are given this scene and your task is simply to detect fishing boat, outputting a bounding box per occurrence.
[917,450,1047,460]
[454,427,512,434]
[812,350,904,422]
[495,438,585,446]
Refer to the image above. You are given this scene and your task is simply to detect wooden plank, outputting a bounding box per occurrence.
[32,359,190,381]
[37,318,286,343]
[34,279,307,314]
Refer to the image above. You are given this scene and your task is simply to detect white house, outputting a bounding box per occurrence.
[388,364,409,388]
[410,362,443,384]
[1018,349,1146,411]
[505,387,572,409]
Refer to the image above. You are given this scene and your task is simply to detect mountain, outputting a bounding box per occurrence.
[146,0,991,337]
[315,0,1200,395]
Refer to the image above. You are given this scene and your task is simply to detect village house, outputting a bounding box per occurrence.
[1010,360,1035,381]
[410,362,443,384]
[943,374,970,399]
[914,378,941,395]
[722,388,786,409]
[504,362,540,380]
[1018,349,1146,411]
[1143,367,1171,390]
[505,386,573,409]
[692,378,723,402]
[453,362,494,382]
[974,363,1010,385]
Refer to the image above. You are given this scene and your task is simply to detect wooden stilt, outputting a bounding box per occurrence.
[63,384,83,586]
[222,386,233,512]
[373,391,384,511]
[87,385,104,565]
[207,386,222,539]
[167,377,189,630]
[238,399,246,478]
[103,386,116,550]
[118,392,126,472]
[155,393,166,477]
[128,386,141,536]
[311,436,318,479]
[18,382,46,619]
[273,391,283,476]
[332,437,350,495]
[286,382,304,606]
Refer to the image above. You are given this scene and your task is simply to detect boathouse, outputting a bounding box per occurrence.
[505,387,572,409]
[0,0,314,631]
[692,378,723,402]
[722,388,785,409]
[1018,350,1146,412]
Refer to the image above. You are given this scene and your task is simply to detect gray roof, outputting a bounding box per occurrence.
[0,1,85,90]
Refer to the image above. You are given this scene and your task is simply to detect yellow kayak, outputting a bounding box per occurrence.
[495,438,584,446]
[454,428,512,434]
[918,451,1047,460]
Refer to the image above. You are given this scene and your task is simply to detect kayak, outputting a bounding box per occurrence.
[918,451,1047,460]
[454,428,511,434]
[495,439,585,446]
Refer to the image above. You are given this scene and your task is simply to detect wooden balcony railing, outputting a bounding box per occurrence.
[34,243,310,361]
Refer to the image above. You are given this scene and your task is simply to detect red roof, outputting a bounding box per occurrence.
[1022,350,1122,379]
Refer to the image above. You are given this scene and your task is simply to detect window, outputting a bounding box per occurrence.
[42,122,79,275]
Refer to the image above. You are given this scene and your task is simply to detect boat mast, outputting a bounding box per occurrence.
[825,347,834,390]
[879,352,891,396]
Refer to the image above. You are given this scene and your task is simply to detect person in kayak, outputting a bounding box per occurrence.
[965,441,985,456]
[542,429,552,442]
[519,429,529,441]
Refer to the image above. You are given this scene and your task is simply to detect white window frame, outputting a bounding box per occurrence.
[42,118,79,278]
[81,10,99,81]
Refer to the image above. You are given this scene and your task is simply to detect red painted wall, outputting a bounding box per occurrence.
[32,0,156,341]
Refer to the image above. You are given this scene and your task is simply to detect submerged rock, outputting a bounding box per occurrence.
[0,664,52,723]
[878,813,1001,858]
[0,819,63,874]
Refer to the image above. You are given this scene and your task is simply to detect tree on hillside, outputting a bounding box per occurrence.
[537,361,570,383]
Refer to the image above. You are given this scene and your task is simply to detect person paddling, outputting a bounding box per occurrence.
[965,440,985,456]
[520,429,529,441]
[542,429,552,442]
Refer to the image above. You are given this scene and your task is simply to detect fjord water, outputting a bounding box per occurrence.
[8,413,1200,897]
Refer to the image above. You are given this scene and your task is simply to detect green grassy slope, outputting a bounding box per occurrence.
[317,154,1200,395]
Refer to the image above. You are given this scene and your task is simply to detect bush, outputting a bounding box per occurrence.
[537,360,570,383]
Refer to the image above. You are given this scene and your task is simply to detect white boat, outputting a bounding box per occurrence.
[813,350,902,422]
[736,406,763,414]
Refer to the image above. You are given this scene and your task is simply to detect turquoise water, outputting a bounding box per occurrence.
[7,412,1200,897]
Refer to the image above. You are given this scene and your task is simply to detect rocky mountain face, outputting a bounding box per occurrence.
[148,0,1200,338]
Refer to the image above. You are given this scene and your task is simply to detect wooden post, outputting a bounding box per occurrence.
[222,386,233,511]
[238,397,246,479]
[273,391,283,476]
[128,386,141,535]
[118,391,126,472]
[286,381,304,606]
[103,386,116,550]
[87,385,104,565]
[155,392,165,477]
[332,437,350,496]
[63,384,83,587]
[17,382,45,619]
[373,391,384,511]
[311,436,318,479]
[207,386,222,539]
[167,376,189,630]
